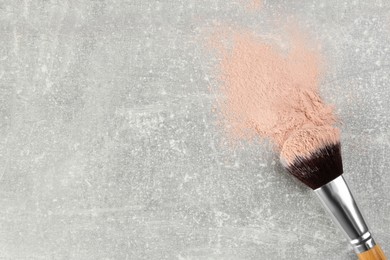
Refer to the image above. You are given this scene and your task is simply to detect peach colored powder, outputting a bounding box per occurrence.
[232,0,263,11]
[280,126,340,165]
[211,29,337,152]
[243,0,262,10]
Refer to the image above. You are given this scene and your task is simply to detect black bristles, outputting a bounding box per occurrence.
[285,143,343,190]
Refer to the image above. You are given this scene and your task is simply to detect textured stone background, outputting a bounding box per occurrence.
[0,0,389,259]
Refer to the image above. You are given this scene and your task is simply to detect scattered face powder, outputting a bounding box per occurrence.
[245,0,262,10]
[280,126,340,165]
[211,29,337,151]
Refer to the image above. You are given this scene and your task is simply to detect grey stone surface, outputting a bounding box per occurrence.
[0,0,389,259]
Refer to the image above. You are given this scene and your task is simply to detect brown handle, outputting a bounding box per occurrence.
[358,245,387,260]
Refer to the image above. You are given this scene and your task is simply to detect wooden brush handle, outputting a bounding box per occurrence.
[358,245,387,260]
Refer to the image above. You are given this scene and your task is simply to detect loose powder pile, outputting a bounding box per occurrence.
[211,30,337,151]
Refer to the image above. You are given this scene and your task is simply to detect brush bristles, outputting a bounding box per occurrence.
[283,142,343,189]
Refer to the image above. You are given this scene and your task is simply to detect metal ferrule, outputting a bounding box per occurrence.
[314,175,376,254]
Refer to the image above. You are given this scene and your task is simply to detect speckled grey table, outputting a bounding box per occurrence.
[0,1,389,259]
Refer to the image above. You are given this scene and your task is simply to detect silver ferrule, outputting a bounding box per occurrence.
[314,175,376,254]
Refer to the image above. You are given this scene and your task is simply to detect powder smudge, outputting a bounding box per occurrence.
[234,0,263,11]
[244,0,263,11]
[211,29,337,150]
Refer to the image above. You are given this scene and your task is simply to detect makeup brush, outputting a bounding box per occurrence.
[280,126,386,260]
